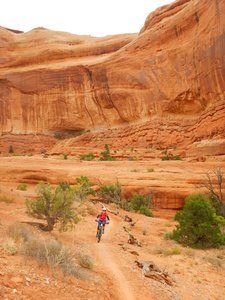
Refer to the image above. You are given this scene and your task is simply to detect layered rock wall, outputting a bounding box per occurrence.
[0,0,224,151]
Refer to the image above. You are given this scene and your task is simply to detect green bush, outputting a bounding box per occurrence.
[17,183,28,191]
[128,194,153,217]
[129,194,151,211]
[97,181,121,205]
[74,176,95,201]
[170,194,225,248]
[63,153,68,160]
[139,205,154,217]
[26,183,79,231]
[80,153,95,161]
[99,144,115,161]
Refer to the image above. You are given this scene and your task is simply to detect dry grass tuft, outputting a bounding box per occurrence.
[21,238,74,269]
[86,202,97,216]
[21,236,92,279]
[183,248,195,257]
[2,238,17,255]
[8,222,33,242]
[16,183,28,191]
[202,255,224,268]
[76,252,94,269]
[153,245,182,256]
[0,194,14,204]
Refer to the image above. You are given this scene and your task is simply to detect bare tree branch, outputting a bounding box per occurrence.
[199,168,224,203]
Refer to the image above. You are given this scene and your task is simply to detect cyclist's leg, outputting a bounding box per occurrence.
[96,221,100,237]
[102,221,106,233]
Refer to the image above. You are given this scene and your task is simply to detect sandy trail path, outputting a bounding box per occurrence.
[92,216,136,300]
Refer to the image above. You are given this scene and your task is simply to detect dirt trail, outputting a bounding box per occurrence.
[92,217,136,300]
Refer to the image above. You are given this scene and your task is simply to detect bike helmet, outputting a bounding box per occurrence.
[102,207,107,211]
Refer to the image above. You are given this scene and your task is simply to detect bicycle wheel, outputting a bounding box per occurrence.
[97,226,102,243]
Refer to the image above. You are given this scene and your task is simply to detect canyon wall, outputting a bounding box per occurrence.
[0,0,224,152]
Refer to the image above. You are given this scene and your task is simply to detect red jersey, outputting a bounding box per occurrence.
[97,212,109,221]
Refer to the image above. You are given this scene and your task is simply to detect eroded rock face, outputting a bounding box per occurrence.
[0,0,224,152]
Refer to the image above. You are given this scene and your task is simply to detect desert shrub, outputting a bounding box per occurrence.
[2,238,17,255]
[128,194,150,210]
[76,253,94,269]
[63,153,68,160]
[170,194,225,248]
[147,168,154,172]
[120,198,129,211]
[128,194,153,217]
[139,205,154,217]
[8,222,33,242]
[99,144,115,161]
[21,237,91,278]
[16,183,28,191]
[54,132,64,140]
[79,153,95,161]
[161,150,181,161]
[85,201,97,216]
[9,145,14,154]
[202,255,223,268]
[127,194,153,217]
[74,176,95,201]
[26,183,79,231]
[97,181,122,205]
[22,238,74,269]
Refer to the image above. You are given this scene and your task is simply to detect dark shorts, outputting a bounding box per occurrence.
[97,220,106,228]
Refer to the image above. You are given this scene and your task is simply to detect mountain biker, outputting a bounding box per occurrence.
[96,207,110,236]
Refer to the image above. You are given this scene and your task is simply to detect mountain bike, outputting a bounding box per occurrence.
[95,220,109,243]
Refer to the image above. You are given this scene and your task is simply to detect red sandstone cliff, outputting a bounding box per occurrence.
[0,0,224,154]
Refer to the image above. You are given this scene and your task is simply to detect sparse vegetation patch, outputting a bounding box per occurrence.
[17,183,28,191]
[128,194,154,217]
[80,152,95,161]
[0,194,14,204]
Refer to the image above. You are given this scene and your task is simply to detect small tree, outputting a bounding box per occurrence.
[97,181,122,205]
[26,183,79,232]
[99,144,115,161]
[170,194,225,248]
[74,176,95,201]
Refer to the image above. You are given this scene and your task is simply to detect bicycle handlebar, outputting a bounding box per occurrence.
[95,219,110,224]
